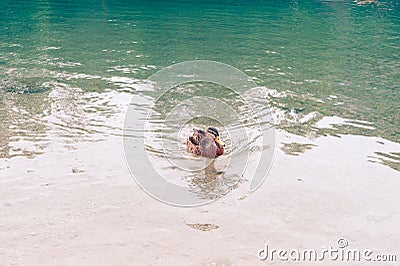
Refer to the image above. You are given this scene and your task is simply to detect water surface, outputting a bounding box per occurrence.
[1,0,399,182]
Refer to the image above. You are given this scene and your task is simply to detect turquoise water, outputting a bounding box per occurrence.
[0,0,399,171]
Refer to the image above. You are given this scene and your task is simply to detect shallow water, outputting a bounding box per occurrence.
[0,0,399,189]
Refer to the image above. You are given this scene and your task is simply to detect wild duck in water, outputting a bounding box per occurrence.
[187,127,225,158]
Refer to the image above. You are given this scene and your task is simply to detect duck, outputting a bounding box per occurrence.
[187,127,225,158]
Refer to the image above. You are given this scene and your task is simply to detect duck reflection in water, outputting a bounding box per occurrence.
[186,159,240,200]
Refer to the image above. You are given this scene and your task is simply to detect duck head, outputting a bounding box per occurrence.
[206,127,225,148]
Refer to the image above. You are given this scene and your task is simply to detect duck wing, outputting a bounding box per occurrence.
[189,128,206,145]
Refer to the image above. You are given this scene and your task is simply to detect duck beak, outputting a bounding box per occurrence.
[215,136,225,147]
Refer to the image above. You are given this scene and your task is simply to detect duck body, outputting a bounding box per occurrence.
[187,127,225,158]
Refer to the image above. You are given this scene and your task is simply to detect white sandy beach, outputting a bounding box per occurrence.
[1,128,399,265]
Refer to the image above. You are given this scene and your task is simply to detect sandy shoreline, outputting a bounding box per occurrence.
[1,130,399,265]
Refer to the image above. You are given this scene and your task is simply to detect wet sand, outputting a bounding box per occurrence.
[1,130,399,265]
